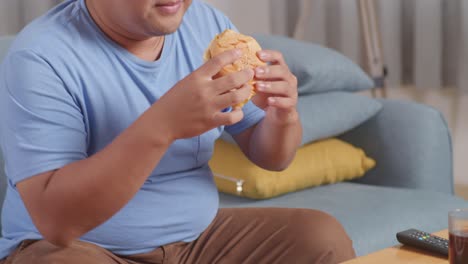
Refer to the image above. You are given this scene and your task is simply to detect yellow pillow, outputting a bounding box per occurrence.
[209,138,375,199]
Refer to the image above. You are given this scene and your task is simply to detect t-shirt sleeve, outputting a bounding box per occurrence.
[0,50,87,185]
[224,101,265,135]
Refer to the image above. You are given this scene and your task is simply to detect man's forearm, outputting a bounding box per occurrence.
[19,105,173,246]
[247,110,302,171]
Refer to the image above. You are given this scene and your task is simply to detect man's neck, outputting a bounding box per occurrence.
[85,0,164,62]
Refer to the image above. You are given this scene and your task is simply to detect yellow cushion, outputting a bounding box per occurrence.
[209,138,376,199]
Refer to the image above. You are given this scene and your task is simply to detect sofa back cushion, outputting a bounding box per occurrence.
[253,34,375,95]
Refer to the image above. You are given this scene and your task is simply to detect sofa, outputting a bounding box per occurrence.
[1,35,467,258]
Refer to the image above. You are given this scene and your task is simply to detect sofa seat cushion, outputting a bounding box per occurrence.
[219,182,468,256]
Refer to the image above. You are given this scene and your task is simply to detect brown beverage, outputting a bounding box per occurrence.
[449,230,468,264]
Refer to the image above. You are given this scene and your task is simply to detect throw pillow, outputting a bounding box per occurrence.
[253,34,374,95]
[210,138,376,199]
[221,92,383,145]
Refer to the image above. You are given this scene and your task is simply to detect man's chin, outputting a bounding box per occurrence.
[152,19,183,35]
[146,8,184,34]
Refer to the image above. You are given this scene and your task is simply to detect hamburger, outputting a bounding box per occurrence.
[204,29,266,108]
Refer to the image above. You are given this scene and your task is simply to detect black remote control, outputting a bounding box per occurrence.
[396,228,449,256]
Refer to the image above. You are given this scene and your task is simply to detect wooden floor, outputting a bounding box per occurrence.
[455,185,468,200]
[361,87,468,200]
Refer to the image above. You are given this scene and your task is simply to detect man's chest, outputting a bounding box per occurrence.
[74,59,221,174]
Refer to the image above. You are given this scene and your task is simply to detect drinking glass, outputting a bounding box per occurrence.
[449,209,468,264]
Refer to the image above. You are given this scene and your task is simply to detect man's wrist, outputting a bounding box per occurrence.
[141,104,176,148]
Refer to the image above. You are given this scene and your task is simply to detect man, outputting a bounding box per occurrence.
[0,0,355,263]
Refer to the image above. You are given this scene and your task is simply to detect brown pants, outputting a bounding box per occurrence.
[0,208,356,264]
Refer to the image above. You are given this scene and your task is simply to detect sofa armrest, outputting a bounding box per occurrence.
[339,99,454,194]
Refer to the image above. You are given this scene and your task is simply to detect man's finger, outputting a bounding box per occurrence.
[255,65,291,81]
[199,49,242,77]
[268,97,296,109]
[213,68,254,94]
[257,50,287,65]
[256,81,295,97]
[212,108,244,126]
[215,84,252,109]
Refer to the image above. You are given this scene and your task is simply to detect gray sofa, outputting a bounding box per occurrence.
[219,98,468,256]
[1,35,467,257]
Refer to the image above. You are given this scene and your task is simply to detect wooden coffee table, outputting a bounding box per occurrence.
[343,230,448,264]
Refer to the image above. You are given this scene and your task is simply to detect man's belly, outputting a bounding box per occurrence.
[80,166,219,255]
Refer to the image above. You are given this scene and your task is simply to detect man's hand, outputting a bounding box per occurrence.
[153,49,254,141]
[232,50,301,171]
[252,50,299,125]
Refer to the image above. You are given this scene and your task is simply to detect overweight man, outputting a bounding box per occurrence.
[0,0,355,263]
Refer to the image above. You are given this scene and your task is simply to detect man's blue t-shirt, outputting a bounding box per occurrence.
[0,0,264,258]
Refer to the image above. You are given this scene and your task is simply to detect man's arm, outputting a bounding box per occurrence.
[17,107,173,247]
[16,50,254,247]
[233,50,302,171]
[233,110,301,171]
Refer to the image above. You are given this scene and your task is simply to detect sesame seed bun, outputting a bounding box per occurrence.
[204,29,266,108]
